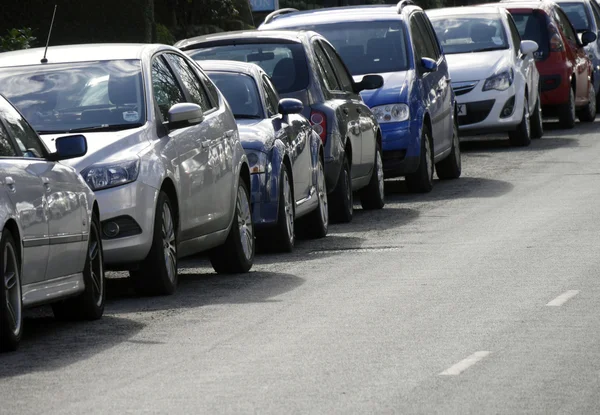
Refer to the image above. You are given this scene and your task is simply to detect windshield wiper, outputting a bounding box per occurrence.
[471,47,506,53]
[235,115,262,119]
[68,123,144,133]
[37,130,69,134]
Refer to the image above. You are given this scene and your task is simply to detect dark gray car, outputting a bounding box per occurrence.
[176,31,385,223]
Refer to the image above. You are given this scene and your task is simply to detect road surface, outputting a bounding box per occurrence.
[2,121,600,414]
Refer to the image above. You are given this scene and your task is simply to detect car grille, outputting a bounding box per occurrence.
[452,81,479,96]
[458,99,495,126]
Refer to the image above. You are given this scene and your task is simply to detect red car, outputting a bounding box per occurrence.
[498,0,597,127]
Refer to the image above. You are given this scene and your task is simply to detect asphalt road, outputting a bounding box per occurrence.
[3,120,600,414]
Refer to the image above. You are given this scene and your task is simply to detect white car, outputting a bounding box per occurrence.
[428,6,543,146]
[0,94,104,352]
[0,44,255,296]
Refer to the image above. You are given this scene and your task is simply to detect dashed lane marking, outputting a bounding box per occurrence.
[439,351,491,376]
[546,290,579,306]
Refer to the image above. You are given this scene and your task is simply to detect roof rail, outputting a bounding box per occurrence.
[396,0,415,13]
[263,8,299,25]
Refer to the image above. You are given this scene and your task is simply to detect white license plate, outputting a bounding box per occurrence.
[457,104,467,116]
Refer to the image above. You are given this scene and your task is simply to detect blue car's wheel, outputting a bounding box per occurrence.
[267,164,295,252]
[303,155,328,239]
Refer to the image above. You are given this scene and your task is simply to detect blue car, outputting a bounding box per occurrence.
[202,61,328,252]
[260,0,462,192]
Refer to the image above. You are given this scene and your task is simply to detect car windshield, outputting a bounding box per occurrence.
[511,11,550,60]
[0,60,145,134]
[189,43,309,94]
[277,21,409,75]
[430,15,510,54]
[557,2,591,32]
[207,71,263,119]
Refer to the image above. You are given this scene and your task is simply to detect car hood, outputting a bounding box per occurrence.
[446,50,512,82]
[354,71,411,107]
[236,118,276,152]
[40,126,151,172]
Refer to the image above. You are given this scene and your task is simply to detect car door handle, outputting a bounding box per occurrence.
[4,176,15,193]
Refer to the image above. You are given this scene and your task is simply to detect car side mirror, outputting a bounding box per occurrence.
[581,31,597,46]
[354,74,384,93]
[421,57,438,73]
[47,134,87,161]
[278,98,303,115]
[168,103,204,130]
[520,40,539,56]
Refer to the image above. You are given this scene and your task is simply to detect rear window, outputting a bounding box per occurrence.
[511,11,550,60]
[557,2,592,32]
[189,43,309,94]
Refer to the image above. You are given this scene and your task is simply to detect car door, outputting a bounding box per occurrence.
[321,41,377,177]
[0,101,49,285]
[262,74,311,201]
[586,1,600,85]
[312,40,364,180]
[507,13,537,111]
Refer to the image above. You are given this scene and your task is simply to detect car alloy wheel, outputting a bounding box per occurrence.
[317,160,329,227]
[424,135,433,184]
[282,170,294,245]
[524,100,531,139]
[453,122,461,170]
[162,203,177,284]
[237,185,254,261]
[88,219,104,308]
[376,149,384,199]
[3,240,21,339]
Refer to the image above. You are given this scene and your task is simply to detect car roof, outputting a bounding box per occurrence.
[497,0,555,10]
[259,5,418,28]
[0,44,173,68]
[197,60,265,79]
[175,30,310,51]
[427,5,503,17]
[555,0,588,4]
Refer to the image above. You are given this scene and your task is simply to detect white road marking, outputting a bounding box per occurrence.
[546,290,579,306]
[439,351,491,376]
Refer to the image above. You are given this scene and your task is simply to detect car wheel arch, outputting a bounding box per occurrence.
[3,219,21,264]
[282,154,295,202]
[422,112,434,153]
[160,178,179,232]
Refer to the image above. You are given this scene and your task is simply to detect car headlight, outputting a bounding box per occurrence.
[246,150,269,174]
[82,159,140,191]
[483,69,514,91]
[372,104,409,123]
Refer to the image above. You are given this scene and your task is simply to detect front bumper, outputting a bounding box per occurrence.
[379,121,420,177]
[250,172,279,228]
[95,180,158,266]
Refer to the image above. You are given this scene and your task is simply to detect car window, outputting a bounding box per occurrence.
[320,42,354,93]
[417,13,442,60]
[313,42,341,92]
[164,53,212,113]
[410,15,427,64]
[429,14,510,54]
[506,14,523,55]
[555,8,579,43]
[557,2,592,32]
[152,55,186,122]
[207,71,263,119]
[510,11,550,60]
[197,69,219,107]
[262,76,280,117]
[0,98,45,158]
[589,1,600,30]
[0,123,18,157]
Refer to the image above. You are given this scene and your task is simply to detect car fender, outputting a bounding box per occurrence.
[308,129,323,187]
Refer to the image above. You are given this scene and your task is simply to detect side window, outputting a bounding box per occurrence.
[590,1,600,30]
[0,99,45,158]
[151,55,186,122]
[0,123,17,157]
[419,14,442,60]
[197,69,220,107]
[164,53,212,112]
[262,76,280,117]
[313,42,341,92]
[321,42,354,93]
[410,15,428,63]
[556,9,578,43]
[507,15,523,55]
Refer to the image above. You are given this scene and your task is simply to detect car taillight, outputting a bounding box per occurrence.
[549,25,564,52]
[310,110,327,145]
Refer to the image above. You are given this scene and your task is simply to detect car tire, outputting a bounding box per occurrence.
[52,211,105,321]
[359,143,385,210]
[530,96,544,139]
[303,155,328,239]
[578,82,597,122]
[436,117,462,180]
[329,154,353,223]
[559,87,576,129]
[405,126,434,193]
[0,231,22,352]
[210,179,255,274]
[508,95,531,147]
[266,165,295,253]
[130,191,178,296]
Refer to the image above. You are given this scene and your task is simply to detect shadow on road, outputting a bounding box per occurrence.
[0,316,144,379]
[385,177,514,202]
[332,207,420,234]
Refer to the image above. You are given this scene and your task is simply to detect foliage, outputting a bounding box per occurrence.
[156,23,176,45]
[0,28,36,52]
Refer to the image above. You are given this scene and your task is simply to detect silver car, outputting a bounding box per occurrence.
[0,95,104,352]
[0,44,254,296]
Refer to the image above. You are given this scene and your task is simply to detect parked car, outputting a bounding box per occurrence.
[498,0,597,127]
[428,6,542,146]
[200,60,328,252]
[0,94,104,352]
[0,44,255,297]
[555,0,600,104]
[257,1,462,192]
[176,31,385,222]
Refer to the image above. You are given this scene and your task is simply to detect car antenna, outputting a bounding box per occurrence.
[41,4,58,64]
